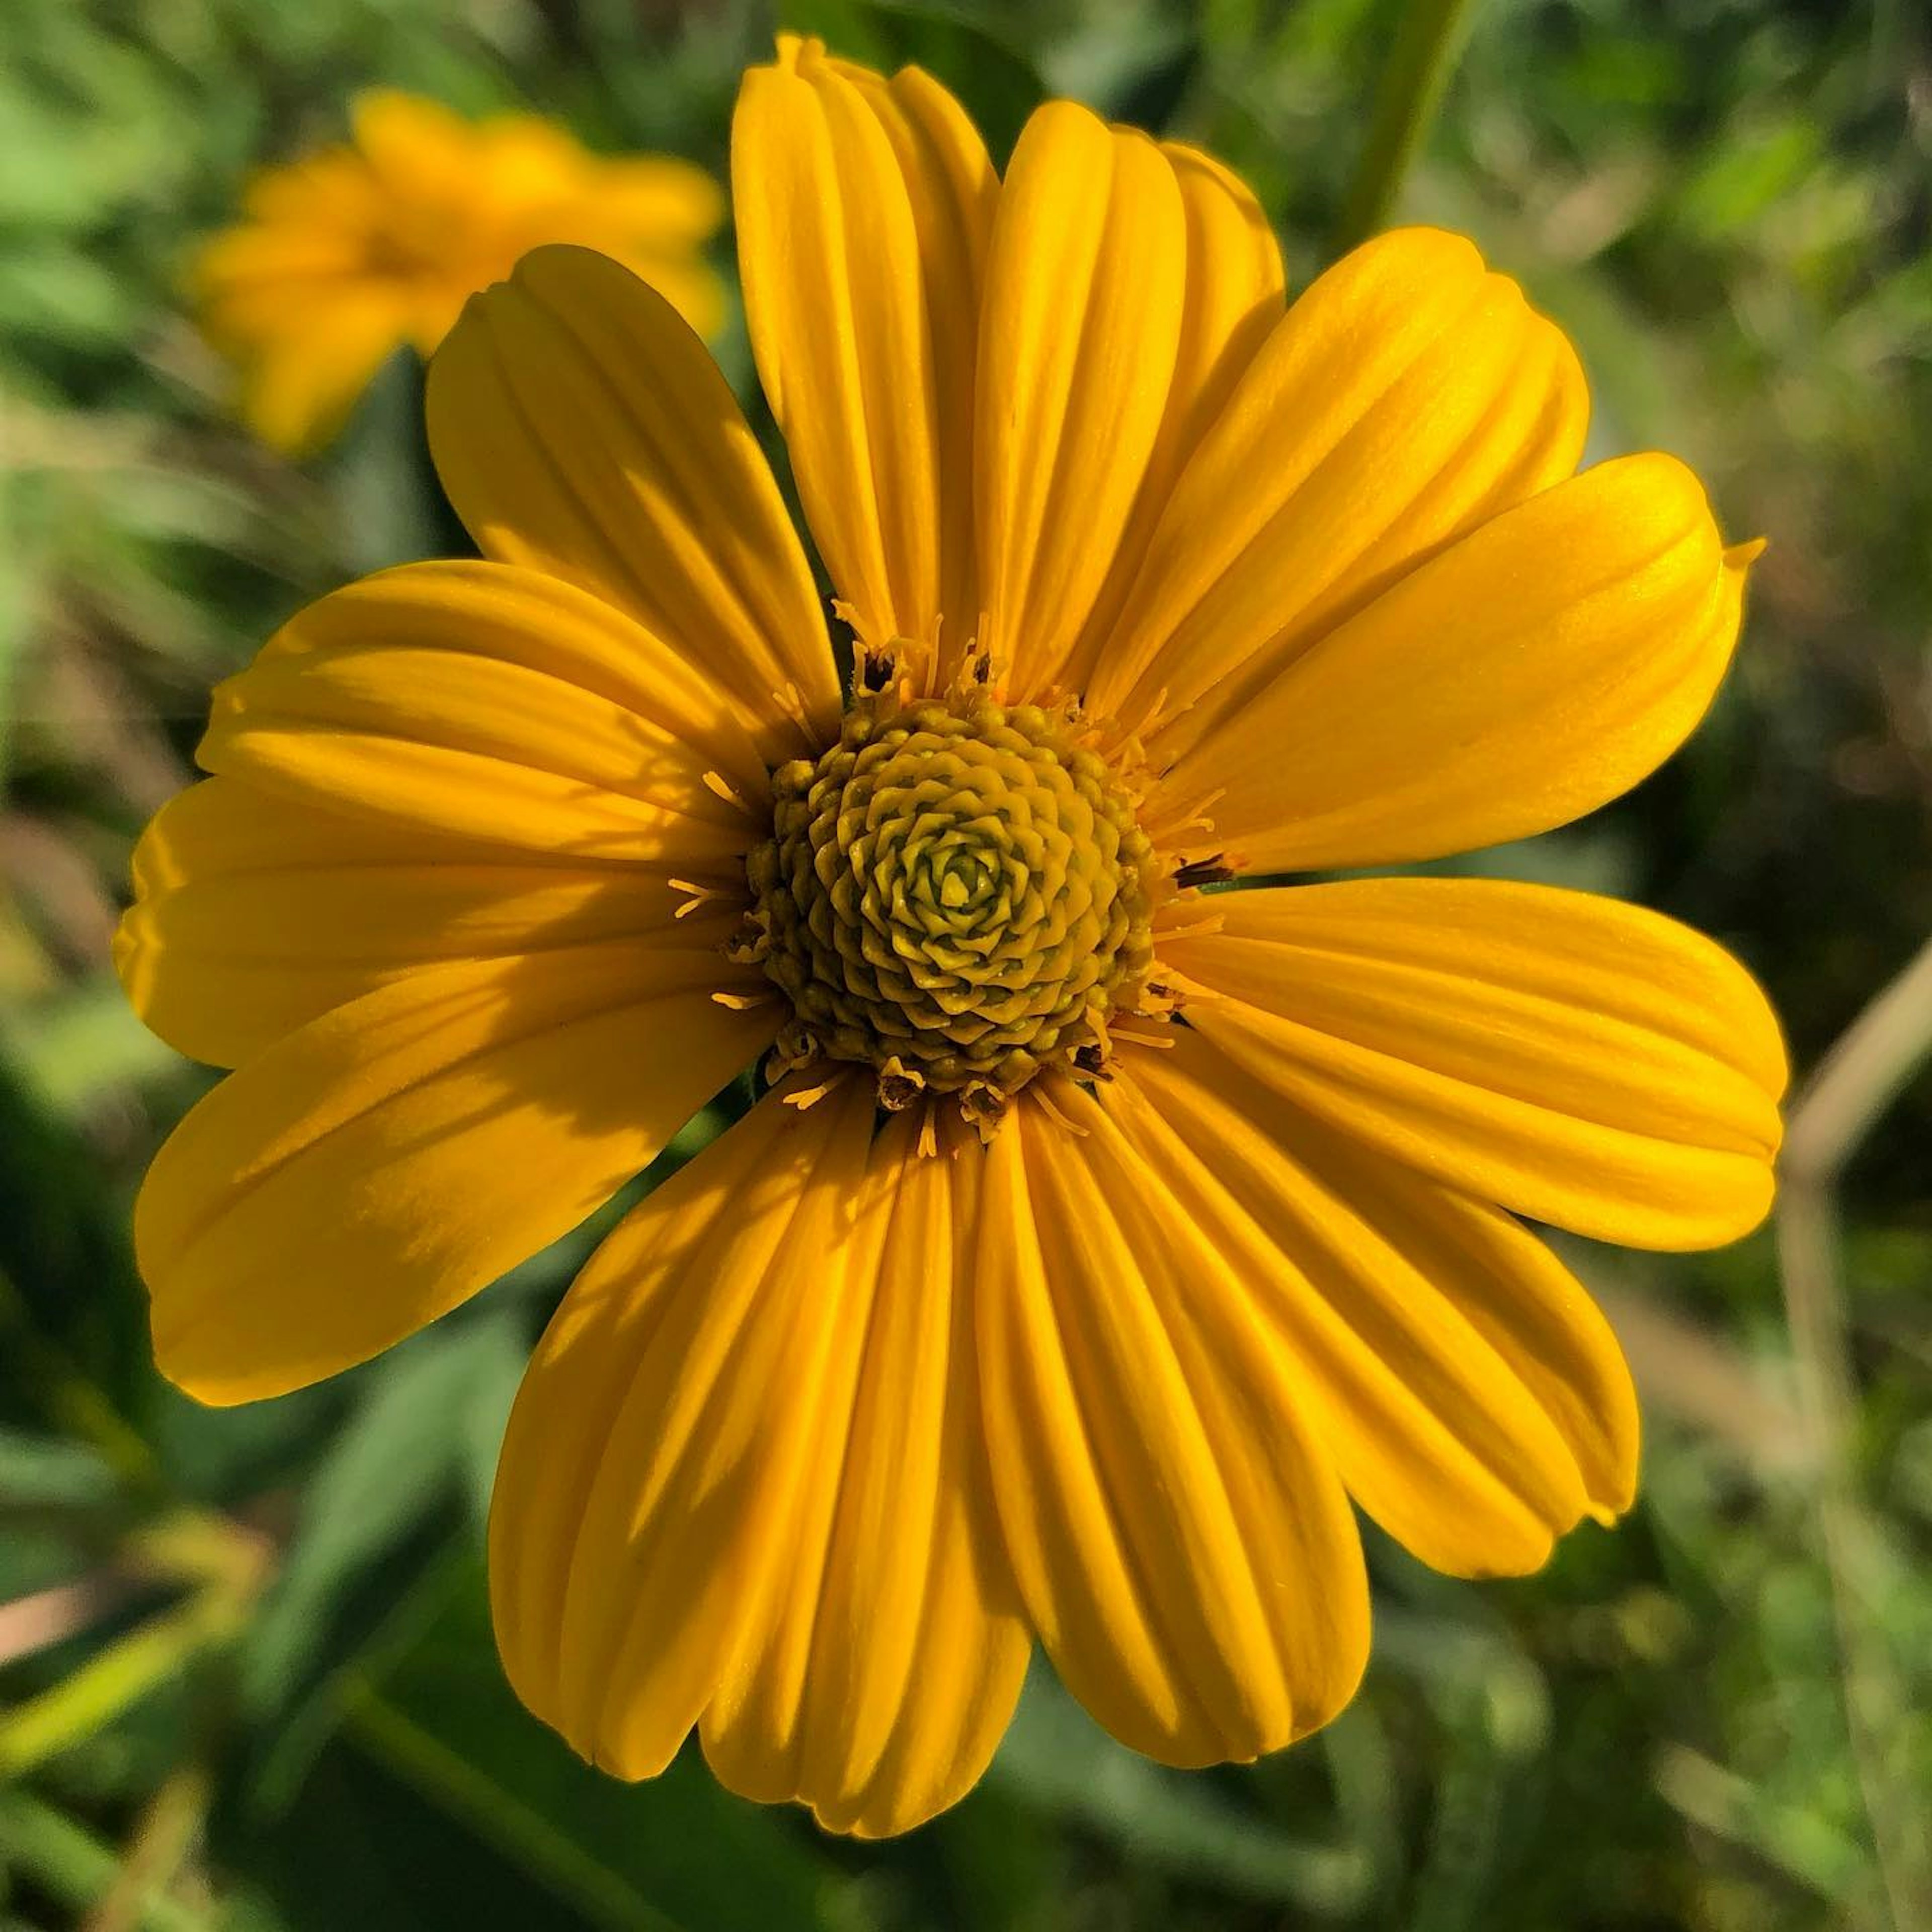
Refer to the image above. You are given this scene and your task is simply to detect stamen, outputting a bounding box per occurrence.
[670,876,737,919]
[1082,1003,1114,1064]
[769,680,816,741]
[780,1073,849,1111]
[1150,962,1224,1002]
[876,1055,926,1112]
[1027,1081,1091,1139]
[1174,855,1237,890]
[1099,686,1171,754]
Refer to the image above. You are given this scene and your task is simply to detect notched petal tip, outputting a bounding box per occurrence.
[770,30,828,73]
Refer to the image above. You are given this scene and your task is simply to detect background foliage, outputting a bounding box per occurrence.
[3,0,1930,1926]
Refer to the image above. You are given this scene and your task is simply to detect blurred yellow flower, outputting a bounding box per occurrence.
[192,90,725,453]
[121,38,1786,1836]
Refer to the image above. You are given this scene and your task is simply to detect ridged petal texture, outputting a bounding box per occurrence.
[121,552,786,1405]
[977,1085,1370,1764]
[492,1086,1030,1837]
[1116,1036,1639,1576]
[1162,879,1787,1248]
[136,945,772,1404]
[197,559,768,859]
[117,777,707,1070]
[428,245,839,759]
[1084,226,1585,745]
[1159,454,1754,870]
[734,35,996,658]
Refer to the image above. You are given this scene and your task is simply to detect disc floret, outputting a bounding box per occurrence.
[734,667,1161,1132]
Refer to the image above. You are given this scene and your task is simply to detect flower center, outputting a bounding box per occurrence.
[736,687,1159,1131]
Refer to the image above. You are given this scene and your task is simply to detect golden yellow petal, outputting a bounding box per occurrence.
[1162,877,1787,1248]
[975,103,1187,698]
[584,154,727,244]
[1162,453,1750,871]
[137,946,772,1405]
[603,254,726,345]
[495,1090,870,1783]
[115,778,723,1069]
[1116,1036,1639,1573]
[734,38,995,658]
[234,145,381,228]
[976,1085,1369,1767]
[1055,140,1287,694]
[426,247,837,758]
[191,224,368,308]
[224,291,407,456]
[1086,226,1586,746]
[348,89,474,192]
[495,1090,1027,1835]
[699,1110,1029,1837]
[197,560,764,863]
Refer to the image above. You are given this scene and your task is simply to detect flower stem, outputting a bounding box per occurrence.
[0,1789,212,1932]
[0,1586,245,1780]
[1777,933,1932,1932]
[1334,0,1482,254]
[0,1515,269,1779]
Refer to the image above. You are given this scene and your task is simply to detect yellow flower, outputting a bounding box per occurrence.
[192,90,725,455]
[120,39,1787,1836]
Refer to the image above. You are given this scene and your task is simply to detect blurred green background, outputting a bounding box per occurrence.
[3,0,1930,1926]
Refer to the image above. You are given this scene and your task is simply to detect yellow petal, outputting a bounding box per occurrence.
[1115,1035,1637,1574]
[498,1089,1027,1823]
[495,1080,1025,1837]
[584,154,727,245]
[197,560,764,863]
[116,778,723,1069]
[598,252,726,345]
[226,292,407,457]
[491,1087,872,1785]
[699,1111,1030,1837]
[734,38,995,658]
[350,89,475,193]
[1084,227,1585,750]
[426,246,838,758]
[976,1085,1369,1766]
[192,223,368,307]
[975,103,1187,698]
[1055,140,1286,695]
[228,146,371,230]
[1161,454,1752,871]
[1162,877,1787,1248]
[137,945,772,1405]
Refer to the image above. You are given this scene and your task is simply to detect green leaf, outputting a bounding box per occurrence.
[0,1428,118,1512]
[238,1315,526,1804]
[989,1665,1375,1912]
[1,980,179,1124]
[0,1788,216,1932]
[353,1557,844,1932]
